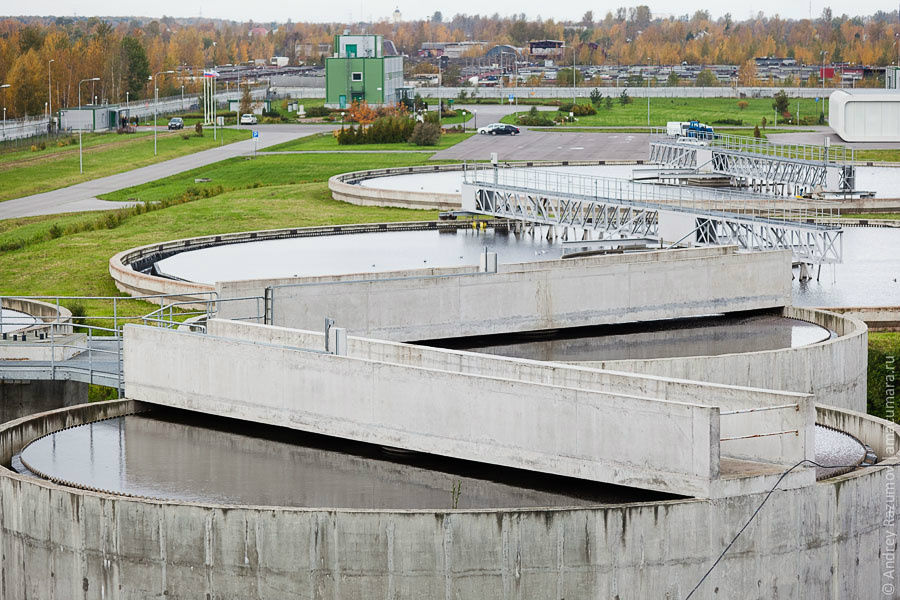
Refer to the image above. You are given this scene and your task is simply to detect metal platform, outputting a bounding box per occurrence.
[461,164,843,264]
[649,131,856,196]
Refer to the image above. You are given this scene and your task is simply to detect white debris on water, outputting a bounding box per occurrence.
[815,425,867,480]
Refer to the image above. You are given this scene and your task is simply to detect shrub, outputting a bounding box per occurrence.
[304,106,332,118]
[753,125,761,138]
[30,145,38,152]
[408,122,441,146]
[518,106,555,126]
[194,122,203,136]
[181,133,191,140]
[619,90,632,105]
[48,223,63,239]
[590,88,603,106]
[67,303,87,332]
[712,118,743,126]
[605,96,613,110]
[336,115,416,145]
[737,100,749,110]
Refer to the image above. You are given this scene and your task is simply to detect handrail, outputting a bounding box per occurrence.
[649,127,853,164]
[463,163,841,229]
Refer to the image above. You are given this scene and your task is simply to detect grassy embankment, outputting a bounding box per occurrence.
[0,152,447,319]
[501,97,827,128]
[0,128,250,202]
[264,131,473,152]
[868,332,900,422]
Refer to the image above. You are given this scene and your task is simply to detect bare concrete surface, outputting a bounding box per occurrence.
[0,125,332,221]
[431,130,650,161]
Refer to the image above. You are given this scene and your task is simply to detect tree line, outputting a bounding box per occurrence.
[1,7,899,118]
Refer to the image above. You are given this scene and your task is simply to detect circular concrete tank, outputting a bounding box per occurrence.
[1,400,897,599]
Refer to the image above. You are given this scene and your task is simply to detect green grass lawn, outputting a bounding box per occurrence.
[852,149,900,163]
[501,97,827,128]
[99,152,452,204]
[1,152,447,319]
[0,128,251,203]
[868,332,900,422]
[264,131,472,153]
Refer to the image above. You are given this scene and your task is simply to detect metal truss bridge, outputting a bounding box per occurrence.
[461,165,842,265]
[649,131,856,195]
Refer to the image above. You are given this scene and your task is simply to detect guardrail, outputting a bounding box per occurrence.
[0,292,266,392]
[462,162,842,225]
[649,127,853,164]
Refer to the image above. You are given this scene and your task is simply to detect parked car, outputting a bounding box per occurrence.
[240,113,258,125]
[167,117,184,130]
[478,123,520,135]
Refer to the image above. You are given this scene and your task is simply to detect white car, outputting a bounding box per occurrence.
[240,113,258,125]
[477,123,520,135]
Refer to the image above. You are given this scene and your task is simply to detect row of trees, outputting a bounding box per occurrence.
[2,8,900,118]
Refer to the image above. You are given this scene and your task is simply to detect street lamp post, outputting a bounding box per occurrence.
[646,58,652,128]
[1,84,9,143]
[78,77,100,174]
[47,59,54,135]
[153,70,175,156]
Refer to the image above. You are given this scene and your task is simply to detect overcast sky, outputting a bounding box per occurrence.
[3,1,899,24]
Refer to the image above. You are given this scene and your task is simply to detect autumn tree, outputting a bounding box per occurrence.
[695,69,718,87]
[347,100,377,128]
[737,59,757,85]
[239,84,252,115]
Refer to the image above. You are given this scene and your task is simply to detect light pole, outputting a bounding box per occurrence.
[78,77,100,174]
[153,70,175,156]
[1,84,9,142]
[47,59,54,134]
[646,58,651,127]
[473,109,477,131]
[820,51,828,122]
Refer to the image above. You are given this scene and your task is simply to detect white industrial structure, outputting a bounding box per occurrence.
[830,89,900,142]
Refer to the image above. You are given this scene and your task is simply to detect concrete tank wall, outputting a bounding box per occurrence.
[0,400,897,600]
[207,318,816,478]
[573,307,868,413]
[246,246,791,342]
[0,379,87,423]
[123,325,722,497]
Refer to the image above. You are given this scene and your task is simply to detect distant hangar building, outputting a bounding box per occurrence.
[830,89,900,142]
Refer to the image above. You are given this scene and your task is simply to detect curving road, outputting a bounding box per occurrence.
[0,125,333,221]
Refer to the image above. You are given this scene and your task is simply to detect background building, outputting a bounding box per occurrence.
[326,34,403,108]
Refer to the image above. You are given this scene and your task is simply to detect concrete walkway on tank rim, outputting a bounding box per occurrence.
[0,124,336,221]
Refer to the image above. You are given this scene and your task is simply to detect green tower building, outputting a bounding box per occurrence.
[326,34,404,108]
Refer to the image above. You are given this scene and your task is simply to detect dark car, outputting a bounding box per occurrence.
[478,123,520,135]
[167,117,184,130]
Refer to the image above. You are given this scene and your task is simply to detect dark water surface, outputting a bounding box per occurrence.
[155,226,900,308]
[424,313,831,362]
[18,410,672,508]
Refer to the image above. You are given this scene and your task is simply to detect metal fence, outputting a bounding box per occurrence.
[462,162,843,225]
[649,127,854,164]
[0,292,266,393]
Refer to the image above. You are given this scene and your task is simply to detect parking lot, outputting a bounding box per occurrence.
[431,129,651,162]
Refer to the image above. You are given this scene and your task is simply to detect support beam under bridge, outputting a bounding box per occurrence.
[649,131,855,196]
[460,165,842,264]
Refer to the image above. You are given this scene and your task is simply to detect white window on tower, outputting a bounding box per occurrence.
[352,72,363,82]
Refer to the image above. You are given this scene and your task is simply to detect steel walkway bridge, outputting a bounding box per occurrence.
[460,165,842,264]
[648,131,856,195]
[0,293,263,393]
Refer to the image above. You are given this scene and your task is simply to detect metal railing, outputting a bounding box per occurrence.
[649,127,853,164]
[0,292,266,392]
[462,163,842,226]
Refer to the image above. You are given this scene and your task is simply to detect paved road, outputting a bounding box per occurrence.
[0,125,331,221]
[431,130,650,162]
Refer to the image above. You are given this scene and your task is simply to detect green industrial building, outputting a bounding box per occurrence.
[325,34,404,108]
